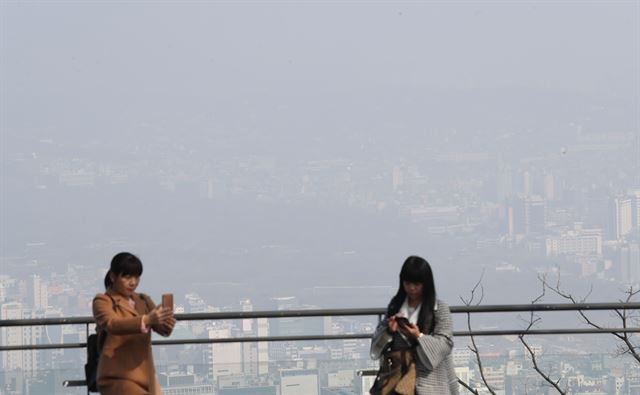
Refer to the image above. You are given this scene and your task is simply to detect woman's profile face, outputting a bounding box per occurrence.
[110,273,140,298]
[403,280,423,301]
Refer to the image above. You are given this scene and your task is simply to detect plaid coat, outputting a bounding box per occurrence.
[370,299,459,395]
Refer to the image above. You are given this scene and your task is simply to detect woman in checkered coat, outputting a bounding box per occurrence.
[370,256,459,394]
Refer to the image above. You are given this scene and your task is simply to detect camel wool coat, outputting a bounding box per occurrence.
[92,292,168,395]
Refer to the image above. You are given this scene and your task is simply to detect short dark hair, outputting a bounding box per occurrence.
[104,252,143,290]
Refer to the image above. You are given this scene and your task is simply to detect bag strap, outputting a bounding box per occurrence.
[106,293,117,311]
[138,293,151,312]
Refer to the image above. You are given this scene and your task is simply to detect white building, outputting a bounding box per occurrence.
[30,275,48,310]
[1,302,40,371]
[208,327,243,378]
[280,368,319,395]
[257,318,269,375]
[621,241,640,285]
[614,197,634,240]
[545,224,602,256]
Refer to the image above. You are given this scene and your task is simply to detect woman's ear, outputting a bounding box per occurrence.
[109,272,116,284]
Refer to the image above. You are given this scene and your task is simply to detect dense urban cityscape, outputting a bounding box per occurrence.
[2,1,639,394]
[2,124,640,394]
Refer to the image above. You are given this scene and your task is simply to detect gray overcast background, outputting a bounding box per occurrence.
[1,1,639,310]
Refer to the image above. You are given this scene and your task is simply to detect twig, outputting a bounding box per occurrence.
[457,379,479,394]
[460,272,496,395]
[519,338,565,394]
[612,286,640,363]
[519,273,567,394]
[542,274,640,364]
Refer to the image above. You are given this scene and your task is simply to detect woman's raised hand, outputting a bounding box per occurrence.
[156,316,177,337]
[144,306,173,326]
[398,322,421,340]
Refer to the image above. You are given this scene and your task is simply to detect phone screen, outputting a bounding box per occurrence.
[396,317,410,327]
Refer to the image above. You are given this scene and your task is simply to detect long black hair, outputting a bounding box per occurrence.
[104,252,143,290]
[386,256,437,333]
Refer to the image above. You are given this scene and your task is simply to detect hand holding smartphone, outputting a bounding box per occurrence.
[395,316,411,328]
[161,293,173,313]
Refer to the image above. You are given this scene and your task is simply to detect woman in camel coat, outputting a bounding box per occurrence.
[92,252,175,395]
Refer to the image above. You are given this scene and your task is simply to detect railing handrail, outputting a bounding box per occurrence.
[4,327,640,352]
[1,302,639,327]
[2,302,640,352]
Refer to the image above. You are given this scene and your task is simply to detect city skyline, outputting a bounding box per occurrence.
[1,1,639,394]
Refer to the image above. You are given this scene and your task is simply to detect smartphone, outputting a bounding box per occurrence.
[395,316,411,327]
[161,293,173,312]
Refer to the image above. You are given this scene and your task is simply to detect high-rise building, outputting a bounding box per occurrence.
[620,241,640,285]
[523,170,533,197]
[507,198,523,236]
[526,196,546,234]
[507,196,546,236]
[496,163,513,201]
[239,299,259,376]
[543,173,555,201]
[613,196,634,240]
[585,189,611,233]
[630,189,640,230]
[257,318,269,375]
[1,302,23,370]
[636,132,640,187]
[208,327,243,378]
[0,275,15,303]
[239,299,253,333]
[29,275,48,310]
[1,303,40,371]
[242,340,258,377]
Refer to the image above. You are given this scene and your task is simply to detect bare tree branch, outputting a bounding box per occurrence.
[611,286,640,363]
[457,379,479,395]
[460,272,496,395]
[519,273,567,394]
[519,337,566,394]
[541,274,602,330]
[543,274,640,363]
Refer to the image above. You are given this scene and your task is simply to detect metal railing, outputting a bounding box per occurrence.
[2,302,640,393]
[2,302,640,352]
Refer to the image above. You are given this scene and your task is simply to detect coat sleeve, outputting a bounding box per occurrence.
[415,300,454,370]
[369,317,393,360]
[92,294,144,335]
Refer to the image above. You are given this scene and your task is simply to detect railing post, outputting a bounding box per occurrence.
[86,323,90,395]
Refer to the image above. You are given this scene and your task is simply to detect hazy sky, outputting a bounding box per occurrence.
[3,1,638,138]
[1,1,639,308]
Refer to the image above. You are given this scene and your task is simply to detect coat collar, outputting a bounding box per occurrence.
[106,291,145,316]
